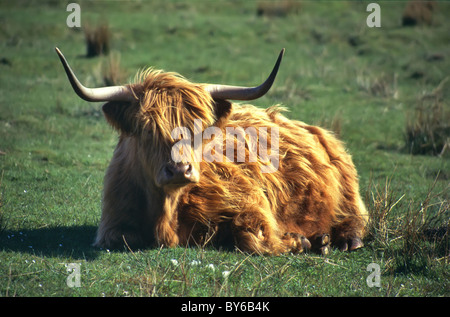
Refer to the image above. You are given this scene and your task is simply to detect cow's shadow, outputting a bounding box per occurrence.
[1,225,101,260]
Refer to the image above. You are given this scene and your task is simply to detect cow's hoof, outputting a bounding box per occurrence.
[320,244,331,255]
[310,234,331,255]
[283,232,311,254]
[338,237,364,252]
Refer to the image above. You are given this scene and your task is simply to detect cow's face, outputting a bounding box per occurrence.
[102,70,232,193]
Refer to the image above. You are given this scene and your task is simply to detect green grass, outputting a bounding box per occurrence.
[0,0,448,297]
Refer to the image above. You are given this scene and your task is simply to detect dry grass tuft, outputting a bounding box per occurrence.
[101,52,128,86]
[402,0,436,26]
[0,171,5,234]
[316,112,342,137]
[84,22,111,57]
[366,175,449,273]
[356,72,399,98]
[256,0,301,17]
[366,177,405,249]
[405,77,449,156]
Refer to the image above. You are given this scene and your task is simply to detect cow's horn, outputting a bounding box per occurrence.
[55,47,135,102]
[205,48,284,101]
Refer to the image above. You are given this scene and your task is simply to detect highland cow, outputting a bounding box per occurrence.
[56,47,368,255]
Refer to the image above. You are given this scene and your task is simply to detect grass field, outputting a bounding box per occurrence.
[0,0,448,298]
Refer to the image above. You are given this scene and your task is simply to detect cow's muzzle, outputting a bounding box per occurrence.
[157,162,199,188]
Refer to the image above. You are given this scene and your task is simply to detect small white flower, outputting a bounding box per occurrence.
[190,260,200,266]
[207,264,215,271]
[171,259,179,266]
[222,270,231,279]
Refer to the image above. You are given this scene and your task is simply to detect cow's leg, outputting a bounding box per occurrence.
[94,223,149,250]
[95,196,155,250]
[96,183,153,250]
[332,218,365,252]
[332,197,368,251]
[155,213,180,248]
[231,207,285,255]
[96,138,159,250]
[154,194,181,248]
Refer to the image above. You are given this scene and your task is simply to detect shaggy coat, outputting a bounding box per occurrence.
[94,69,368,254]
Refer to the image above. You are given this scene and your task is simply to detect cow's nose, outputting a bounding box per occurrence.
[163,162,197,184]
[165,163,191,179]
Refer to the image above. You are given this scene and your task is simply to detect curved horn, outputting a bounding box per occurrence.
[55,47,135,102]
[205,48,285,101]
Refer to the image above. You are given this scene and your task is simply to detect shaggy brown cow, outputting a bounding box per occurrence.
[56,47,368,255]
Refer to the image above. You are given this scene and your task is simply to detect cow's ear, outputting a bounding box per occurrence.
[102,101,138,134]
[212,99,232,128]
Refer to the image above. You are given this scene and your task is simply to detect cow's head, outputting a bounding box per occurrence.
[55,47,283,193]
